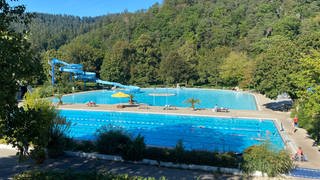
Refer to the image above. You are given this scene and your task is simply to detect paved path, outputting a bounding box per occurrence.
[57,92,320,169]
[0,149,241,180]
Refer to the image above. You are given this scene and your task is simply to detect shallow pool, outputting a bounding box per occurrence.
[57,88,257,110]
[60,109,284,153]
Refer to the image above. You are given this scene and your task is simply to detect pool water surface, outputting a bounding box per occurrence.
[60,109,284,153]
[57,88,257,110]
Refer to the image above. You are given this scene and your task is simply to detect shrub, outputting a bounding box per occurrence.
[47,116,70,158]
[96,129,131,155]
[62,138,96,153]
[65,130,239,168]
[0,138,7,144]
[122,134,146,161]
[219,152,239,167]
[75,140,97,152]
[144,147,172,162]
[173,140,185,163]
[241,143,293,177]
[37,85,54,98]
[30,147,46,164]
[144,146,238,168]
[14,170,165,180]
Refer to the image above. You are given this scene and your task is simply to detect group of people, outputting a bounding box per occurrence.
[292,146,307,161]
[289,116,308,161]
[86,100,96,107]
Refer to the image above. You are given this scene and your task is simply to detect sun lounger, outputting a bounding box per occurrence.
[213,107,229,112]
[217,107,229,112]
[163,105,177,110]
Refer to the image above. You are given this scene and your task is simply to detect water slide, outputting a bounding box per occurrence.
[49,58,140,92]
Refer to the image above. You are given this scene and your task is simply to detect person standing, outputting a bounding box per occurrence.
[293,115,299,133]
[293,115,299,127]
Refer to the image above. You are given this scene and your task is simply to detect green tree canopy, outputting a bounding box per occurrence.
[0,1,38,108]
[100,40,133,84]
[159,52,190,85]
[252,36,300,99]
[219,51,254,88]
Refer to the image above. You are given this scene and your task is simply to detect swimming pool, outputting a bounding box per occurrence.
[60,109,284,153]
[57,88,257,110]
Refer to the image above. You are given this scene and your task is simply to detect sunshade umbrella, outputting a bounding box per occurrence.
[111,92,130,98]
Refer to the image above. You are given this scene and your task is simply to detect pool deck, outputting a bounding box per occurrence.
[58,93,320,170]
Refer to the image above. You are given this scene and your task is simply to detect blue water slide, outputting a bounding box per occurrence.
[74,72,97,81]
[49,58,140,92]
[95,79,140,92]
[50,58,69,66]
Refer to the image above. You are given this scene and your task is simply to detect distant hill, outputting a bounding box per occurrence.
[26,13,104,51]
[26,0,320,99]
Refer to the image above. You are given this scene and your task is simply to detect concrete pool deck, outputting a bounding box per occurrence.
[56,92,320,170]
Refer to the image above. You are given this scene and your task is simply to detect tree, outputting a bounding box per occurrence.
[60,43,103,73]
[290,51,320,99]
[1,106,39,160]
[219,51,254,88]
[197,47,231,86]
[100,41,133,84]
[130,34,161,85]
[241,143,293,177]
[272,16,301,40]
[159,52,190,85]
[312,113,320,144]
[128,94,135,105]
[184,97,200,110]
[0,0,40,143]
[294,86,320,140]
[0,0,38,108]
[0,62,67,163]
[252,36,300,99]
[289,51,320,140]
[1,89,58,161]
[177,40,198,84]
[24,90,57,159]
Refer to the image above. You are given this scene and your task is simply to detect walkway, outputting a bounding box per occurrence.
[58,93,320,169]
[0,149,240,180]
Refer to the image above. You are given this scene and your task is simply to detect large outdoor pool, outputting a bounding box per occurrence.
[60,109,284,153]
[57,88,257,110]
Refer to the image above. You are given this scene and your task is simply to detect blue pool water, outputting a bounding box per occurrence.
[57,88,257,110]
[60,109,284,153]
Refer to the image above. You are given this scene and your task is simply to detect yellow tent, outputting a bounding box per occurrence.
[111,92,130,98]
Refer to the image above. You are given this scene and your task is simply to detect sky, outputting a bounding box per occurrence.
[10,0,163,17]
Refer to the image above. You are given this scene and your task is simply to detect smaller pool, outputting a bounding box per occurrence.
[55,88,257,110]
[60,109,284,153]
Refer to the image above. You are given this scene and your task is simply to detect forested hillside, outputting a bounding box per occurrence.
[26,13,101,51]
[28,0,320,100]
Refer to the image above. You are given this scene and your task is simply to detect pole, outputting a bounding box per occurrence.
[51,60,55,96]
[51,60,55,86]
